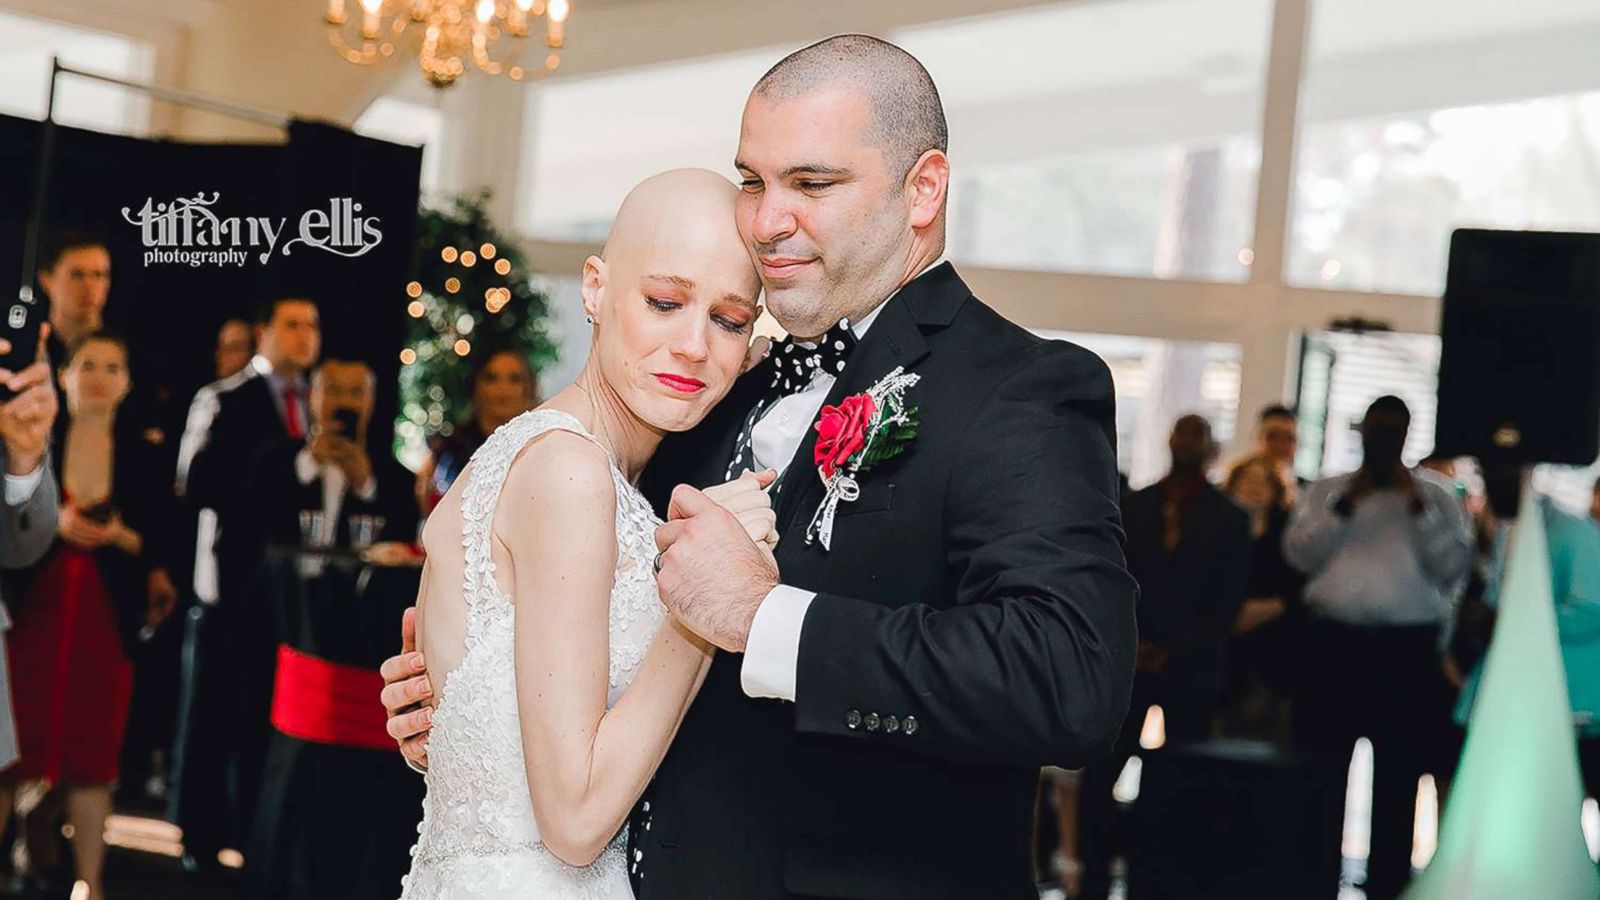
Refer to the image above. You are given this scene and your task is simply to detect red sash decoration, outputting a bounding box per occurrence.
[269,644,394,751]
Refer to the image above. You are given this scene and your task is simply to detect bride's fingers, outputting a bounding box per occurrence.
[736,508,777,543]
[713,489,773,516]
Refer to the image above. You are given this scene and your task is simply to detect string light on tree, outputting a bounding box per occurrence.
[398,190,557,464]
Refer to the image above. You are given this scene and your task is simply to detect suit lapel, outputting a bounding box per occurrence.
[773,291,933,535]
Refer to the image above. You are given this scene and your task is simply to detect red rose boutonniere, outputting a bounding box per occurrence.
[806,366,921,549]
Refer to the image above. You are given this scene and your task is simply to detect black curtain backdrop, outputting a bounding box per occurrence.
[0,114,422,452]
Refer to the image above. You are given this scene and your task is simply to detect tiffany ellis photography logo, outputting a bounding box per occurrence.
[121,191,383,267]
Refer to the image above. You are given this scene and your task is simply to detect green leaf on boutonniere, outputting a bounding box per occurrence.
[857,396,919,472]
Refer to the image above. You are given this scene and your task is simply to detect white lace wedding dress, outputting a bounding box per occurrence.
[399,410,665,900]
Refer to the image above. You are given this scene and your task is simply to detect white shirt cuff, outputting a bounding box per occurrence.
[294,447,319,485]
[4,464,43,507]
[739,585,816,702]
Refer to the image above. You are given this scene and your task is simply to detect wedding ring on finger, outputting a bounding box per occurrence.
[653,549,666,574]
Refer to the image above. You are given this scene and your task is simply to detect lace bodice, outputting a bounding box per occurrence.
[400,409,663,899]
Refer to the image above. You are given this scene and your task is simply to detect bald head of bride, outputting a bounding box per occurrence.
[577,168,764,435]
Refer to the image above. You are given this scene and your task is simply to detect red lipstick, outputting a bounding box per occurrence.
[653,373,706,394]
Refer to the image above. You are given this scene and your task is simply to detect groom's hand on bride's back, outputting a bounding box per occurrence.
[380,606,435,771]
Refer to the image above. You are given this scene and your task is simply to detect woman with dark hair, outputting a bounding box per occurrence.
[1218,452,1305,742]
[0,332,175,900]
[416,348,537,514]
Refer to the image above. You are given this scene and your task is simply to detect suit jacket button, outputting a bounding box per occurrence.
[845,709,862,730]
[883,715,900,734]
[902,715,919,736]
[864,712,881,732]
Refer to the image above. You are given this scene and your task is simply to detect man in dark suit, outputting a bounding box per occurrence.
[1076,414,1252,898]
[240,357,416,551]
[385,35,1138,899]
[169,296,320,873]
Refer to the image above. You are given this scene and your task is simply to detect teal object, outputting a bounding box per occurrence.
[1456,497,1600,738]
[1408,490,1600,899]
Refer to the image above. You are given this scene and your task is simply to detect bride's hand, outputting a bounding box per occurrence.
[741,335,773,374]
[696,468,779,550]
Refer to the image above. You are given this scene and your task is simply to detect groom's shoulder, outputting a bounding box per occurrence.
[941,294,1111,387]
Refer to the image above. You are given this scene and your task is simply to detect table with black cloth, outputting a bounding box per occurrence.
[244,545,425,900]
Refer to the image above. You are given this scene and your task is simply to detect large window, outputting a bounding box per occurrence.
[354,96,447,200]
[898,0,1272,281]
[1290,0,1600,295]
[0,10,153,135]
[516,46,784,240]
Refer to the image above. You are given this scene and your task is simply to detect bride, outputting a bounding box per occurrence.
[399,169,774,899]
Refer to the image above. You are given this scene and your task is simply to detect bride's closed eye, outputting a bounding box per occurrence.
[646,296,749,335]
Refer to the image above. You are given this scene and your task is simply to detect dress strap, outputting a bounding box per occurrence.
[456,409,617,646]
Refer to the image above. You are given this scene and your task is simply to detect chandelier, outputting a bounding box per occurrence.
[324,0,570,89]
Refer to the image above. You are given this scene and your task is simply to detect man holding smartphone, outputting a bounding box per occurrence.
[240,357,417,550]
[0,328,60,772]
[1283,395,1474,900]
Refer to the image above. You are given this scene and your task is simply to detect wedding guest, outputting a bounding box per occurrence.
[240,358,417,551]
[170,296,319,874]
[0,331,59,898]
[1217,453,1305,743]
[214,319,256,382]
[1256,403,1304,499]
[0,331,61,761]
[1078,414,1251,899]
[415,347,537,514]
[1284,395,1473,900]
[0,333,175,900]
[37,233,111,368]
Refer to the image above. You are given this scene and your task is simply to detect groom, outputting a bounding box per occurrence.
[383,35,1137,899]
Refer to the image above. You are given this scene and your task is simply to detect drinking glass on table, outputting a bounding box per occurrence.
[349,514,385,550]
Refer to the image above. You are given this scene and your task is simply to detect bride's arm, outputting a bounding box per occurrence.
[501,433,712,868]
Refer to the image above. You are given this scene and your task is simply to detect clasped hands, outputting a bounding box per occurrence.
[381,468,784,771]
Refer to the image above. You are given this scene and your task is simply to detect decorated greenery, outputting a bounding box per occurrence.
[395,190,558,462]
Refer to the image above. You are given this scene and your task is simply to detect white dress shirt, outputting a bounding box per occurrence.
[1283,467,1474,626]
[179,355,268,604]
[294,447,378,544]
[740,258,947,702]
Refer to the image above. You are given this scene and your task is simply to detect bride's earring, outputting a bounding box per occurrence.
[585,314,595,325]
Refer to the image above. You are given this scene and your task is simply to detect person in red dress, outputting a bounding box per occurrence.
[1,332,175,900]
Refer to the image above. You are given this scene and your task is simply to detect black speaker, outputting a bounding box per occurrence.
[1435,228,1600,466]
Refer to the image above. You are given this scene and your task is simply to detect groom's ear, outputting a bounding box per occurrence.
[904,149,950,231]
[580,255,607,320]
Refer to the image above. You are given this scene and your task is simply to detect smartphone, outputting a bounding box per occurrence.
[332,408,360,438]
[0,295,42,401]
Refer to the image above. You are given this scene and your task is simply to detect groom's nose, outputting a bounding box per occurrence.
[750,192,799,244]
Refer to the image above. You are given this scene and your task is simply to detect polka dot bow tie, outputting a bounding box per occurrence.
[768,317,858,396]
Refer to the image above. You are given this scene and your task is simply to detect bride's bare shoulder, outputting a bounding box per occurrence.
[497,428,617,524]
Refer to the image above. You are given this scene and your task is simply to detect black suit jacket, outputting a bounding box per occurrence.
[239,439,419,550]
[633,263,1139,899]
[1120,481,1251,712]
[186,375,304,597]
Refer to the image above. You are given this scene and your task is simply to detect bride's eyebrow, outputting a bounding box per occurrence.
[642,273,695,291]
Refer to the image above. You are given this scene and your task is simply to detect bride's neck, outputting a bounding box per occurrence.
[546,367,662,483]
